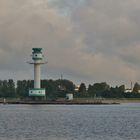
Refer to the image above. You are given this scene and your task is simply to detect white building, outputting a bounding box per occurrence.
[124,89,133,93]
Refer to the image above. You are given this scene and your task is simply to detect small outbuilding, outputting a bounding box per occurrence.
[66,93,73,101]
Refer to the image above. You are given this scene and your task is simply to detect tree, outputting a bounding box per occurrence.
[56,79,75,93]
[91,82,110,97]
[0,80,3,97]
[109,86,124,98]
[133,82,140,93]
[88,84,95,97]
[1,80,8,97]
[41,79,59,99]
[16,80,29,98]
[119,85,125,92]
[7,79,16,97]
[78,83,87,97]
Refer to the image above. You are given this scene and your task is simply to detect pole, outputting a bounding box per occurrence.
[34,63,40,88]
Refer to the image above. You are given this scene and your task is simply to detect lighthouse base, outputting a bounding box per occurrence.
[29,88,46,97]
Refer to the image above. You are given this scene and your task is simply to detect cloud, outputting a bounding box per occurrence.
[0,0,140,86]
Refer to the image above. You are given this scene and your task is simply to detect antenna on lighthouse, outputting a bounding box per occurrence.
[27,48,47,100]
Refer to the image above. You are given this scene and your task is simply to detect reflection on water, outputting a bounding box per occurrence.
[0,103,140,140]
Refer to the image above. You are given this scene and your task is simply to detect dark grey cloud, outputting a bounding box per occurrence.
[0,0,140,86]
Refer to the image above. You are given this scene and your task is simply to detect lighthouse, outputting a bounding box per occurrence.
[28,48,47,98]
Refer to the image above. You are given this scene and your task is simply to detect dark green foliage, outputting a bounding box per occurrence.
[87,82,110,97]
[0,79,140,99]
[16,79,75,99]
[133,82,140,93]
[56,79,75,93]
[7,79,16,97]
[16,80,33,98]
[42,79,75,99]
[41,79,59,99]
[77,83,87,97]
[0,79,15,98]
[119,85,125,93]
[87,84,95,97]
[107,86,124,98]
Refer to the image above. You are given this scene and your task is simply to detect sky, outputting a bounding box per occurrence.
[0,0,140,87]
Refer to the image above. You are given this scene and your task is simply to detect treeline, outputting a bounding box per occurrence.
[0,79,75,99]
[0,79,140,99]
[79,82,140,98]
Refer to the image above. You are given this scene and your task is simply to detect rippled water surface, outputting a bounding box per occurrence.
[0,103,140,140]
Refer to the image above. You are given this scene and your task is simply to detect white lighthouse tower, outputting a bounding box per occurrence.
[28,48,47,97]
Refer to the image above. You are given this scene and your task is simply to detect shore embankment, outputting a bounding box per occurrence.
[0,98,118,105]
[0,98,140,105]
[101,98,140,103]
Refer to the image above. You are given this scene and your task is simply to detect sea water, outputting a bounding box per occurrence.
[0,103,140,140]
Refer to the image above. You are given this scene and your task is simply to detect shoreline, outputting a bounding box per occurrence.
[1,101,120,105]
[102,99,140,103]
[1,98,140,105]
[0,98,120,105]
